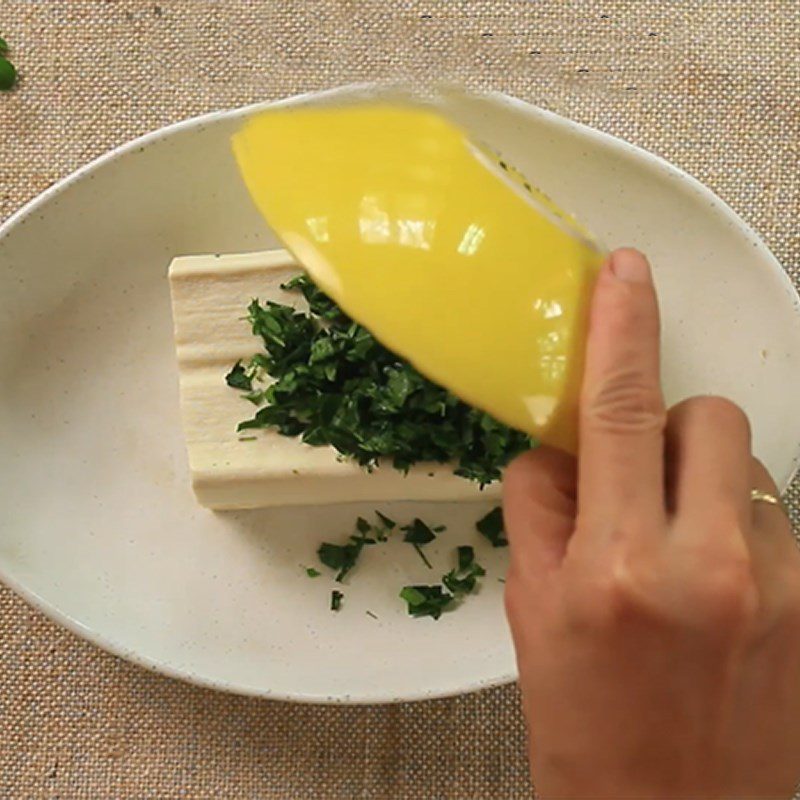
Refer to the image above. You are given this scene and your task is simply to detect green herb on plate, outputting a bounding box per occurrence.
[331,589,344,611]
[356,516,372,536]
[399,585,454,620]
[317,519,376,582]
[476,506,508,548]
[401,518,439,544]
[318,540,364,582]
[305,567,321,578]
[374,510,396,541]
[401,518,441,569]
[442,545,486,595]
[376,511,396,529]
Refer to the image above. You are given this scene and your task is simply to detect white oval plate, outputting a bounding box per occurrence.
[2,86,799,703]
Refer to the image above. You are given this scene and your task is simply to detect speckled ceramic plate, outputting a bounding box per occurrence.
[1,86,799,703]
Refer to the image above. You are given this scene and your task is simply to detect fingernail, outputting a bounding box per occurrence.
[610,248,651,284]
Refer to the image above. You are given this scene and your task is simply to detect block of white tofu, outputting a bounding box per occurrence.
[169,249,502,509]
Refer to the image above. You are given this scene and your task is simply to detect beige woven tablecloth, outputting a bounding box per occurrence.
[1,1,798,797]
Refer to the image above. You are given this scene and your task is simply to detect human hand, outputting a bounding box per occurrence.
[504,248,800,799]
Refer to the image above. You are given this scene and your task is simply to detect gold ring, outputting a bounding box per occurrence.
[751,488,788,514]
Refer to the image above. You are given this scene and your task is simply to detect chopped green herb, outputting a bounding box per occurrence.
[317,542,348,571]
[0,57,16,91]
[317,518,377,582]
[366,610,379,620]
[442,545,486,595]
[353,529,376,546]
[401,518,438,545]
[375,511,396,530]
[372,510,396,541]
[225,360,252,391]
[400,585,454,620]
[401,518,439,569]
[305,567,321,578]
[497,577,506,583]
[476,506,508,548]
[457,545,478,571]
[356,516,372,535]
[317,539,364,583]
[228,275,533,484]
[412,545,433,569]
[331,590,344,611]
[237,435,257,442]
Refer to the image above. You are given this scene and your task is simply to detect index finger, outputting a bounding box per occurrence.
[578,248,667,529]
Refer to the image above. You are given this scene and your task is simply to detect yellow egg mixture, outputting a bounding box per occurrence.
[232,102,605,451]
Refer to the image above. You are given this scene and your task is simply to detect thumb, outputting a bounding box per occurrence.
[503,446,577,577]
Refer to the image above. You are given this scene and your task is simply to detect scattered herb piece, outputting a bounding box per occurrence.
[317,518,377,582]
[224,360,252,390]
[375,511,396,530]
[401,518,437,545]
[318,542,350,573]
[0,57,16,91]
[228,275,533,484]
[442,546,486,595]
[412,545,433,569]
[311,511,502,617]
[401,518,440,569]
[476,506,508,548]
[317,539,364,583]
[373,511,397,541]
[356,516,372,535]
[237,435,257,442]
[497,577,506,584]
[400,585,454,620]
[354,530,376,546]
[457,547,476,570]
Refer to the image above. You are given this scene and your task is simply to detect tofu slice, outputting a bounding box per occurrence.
[168,249,502,509]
